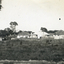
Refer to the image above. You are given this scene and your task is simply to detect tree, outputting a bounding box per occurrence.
[10,21,18,32]
[0,30,9,37]
[0,0,2,11]
[0,0,2,4]
[18,30,22,33]
[0,5,2,10]
[40,27,47,32]
[4,28,14,35]
[4,28,11,32]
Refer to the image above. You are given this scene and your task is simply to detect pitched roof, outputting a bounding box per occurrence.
[35,31,49,36]
[18,32,30,36]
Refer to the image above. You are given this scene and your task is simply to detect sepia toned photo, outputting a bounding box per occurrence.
[0,0,64,64]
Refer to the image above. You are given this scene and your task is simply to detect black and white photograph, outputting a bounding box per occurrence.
[0,0,64,64]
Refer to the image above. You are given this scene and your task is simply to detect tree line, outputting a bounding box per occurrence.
[0,21,34,38]
[0,21,63,38]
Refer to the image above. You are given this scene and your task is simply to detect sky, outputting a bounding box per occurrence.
[0,0,64,32]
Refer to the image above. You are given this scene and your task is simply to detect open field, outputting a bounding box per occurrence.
[0,38,64,63]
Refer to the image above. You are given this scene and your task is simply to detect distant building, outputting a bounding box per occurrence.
[53,35,64,39]
[35,30,49,39]
[30,34,38,38]
[8,35,17,40]
[48,30,64,39]
[17,31,30,38]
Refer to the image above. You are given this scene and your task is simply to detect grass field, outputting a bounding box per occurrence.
[0,38,64,63]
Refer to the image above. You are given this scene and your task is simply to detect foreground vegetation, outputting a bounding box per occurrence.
[0,39,64,63]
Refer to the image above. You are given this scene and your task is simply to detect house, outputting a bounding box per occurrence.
[35,30,49,39]
[53,30,64,39]
[48,30,64,39]
[53,35,63,39]
[30,34,38,38]
[17,31,30,38]
[8,35,17,40]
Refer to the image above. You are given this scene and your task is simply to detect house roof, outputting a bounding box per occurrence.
[18,32,30,36]
[35,31,49,36]
[8,35,17,38]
